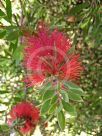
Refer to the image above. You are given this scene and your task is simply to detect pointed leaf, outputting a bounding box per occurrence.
[57,110,65,130]
[56,103,63,113]
[62,100,77,116]
[61,90,69,102]
[41,99,51,114]
[49,103,56,114]
[64,81,84,96]
[6,0,12,22]
[39,82,52,99]
[68,90,83,102]
[43,89,55,101]
[50,95,58,104]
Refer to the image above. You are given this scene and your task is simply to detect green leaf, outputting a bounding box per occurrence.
[68,90,83,102]
[6,0,12,22]
[64,81,84,96]
[9,40,18,52]
[14,97,22,102]
[67,46,75,55]
[39,82,52,98]
[0,30,6,39]
[50,95,58,104]
[69,3,89,15]
[43,89,55,101]
[6,30,20,41]
[13,45,24,65]
[56,103,63,113]
[41,99,51,114]
[0,90,9,94]
[0,124,10,133]
[49,103,56,114]
[62,100,77,116]
[57,110,65,130]
[80,18,91,29]
[0,9,5,17]
[61,90,69,102]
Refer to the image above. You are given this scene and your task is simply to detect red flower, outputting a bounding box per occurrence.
[7,102,40,134]
[23,23,83,86]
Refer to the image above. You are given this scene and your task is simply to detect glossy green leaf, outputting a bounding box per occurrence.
[68,90,83,102]
[50,95,58,104]
[64,81,84,96]
[43,89,55,101]
[61,90,69,102]
[56,103,63,113]
[41,99,51,114]
[6,0,12,22]
[49,103,56,114]
[39,82,52,98]
[62,100,77,116]
[57,110,65,130]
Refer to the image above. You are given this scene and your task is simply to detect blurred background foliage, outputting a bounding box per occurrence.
[0,0,102,135]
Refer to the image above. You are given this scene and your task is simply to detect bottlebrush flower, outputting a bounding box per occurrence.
[7,102,40,134]
[23,22,83,86]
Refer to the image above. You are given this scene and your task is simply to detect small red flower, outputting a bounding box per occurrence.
[7,102,40,134]
[23,23,83,86]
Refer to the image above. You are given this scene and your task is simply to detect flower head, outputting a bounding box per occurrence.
[23,23,83,86]
[7,102,40,134]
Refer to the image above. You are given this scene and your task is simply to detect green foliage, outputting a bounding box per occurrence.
[43,89,55,100]
[0,0,102,135]
[49,103,57,114]
[6,0,12,22]
[41,99,51,114]
[61,90,69,102]
[0,9,5,17]
[57,110,65,131]
[62,100,77,116]
[67,90,83,102]
[64,80,85,95]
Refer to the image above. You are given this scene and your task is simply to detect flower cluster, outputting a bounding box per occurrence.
[8,102,39,134]
[23,23,83,86]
